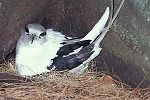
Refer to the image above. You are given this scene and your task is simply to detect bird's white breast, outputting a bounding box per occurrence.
[16,34,65,76]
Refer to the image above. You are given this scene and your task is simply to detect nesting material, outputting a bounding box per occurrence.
[0,66,149,100]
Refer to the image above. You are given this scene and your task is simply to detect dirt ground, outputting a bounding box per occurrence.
[0,60,150,100]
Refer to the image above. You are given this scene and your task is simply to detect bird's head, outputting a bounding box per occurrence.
[21,23,47,44]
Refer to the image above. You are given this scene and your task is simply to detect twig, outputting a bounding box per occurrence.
[108,0,125,28]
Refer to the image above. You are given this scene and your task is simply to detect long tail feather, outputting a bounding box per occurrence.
[81,7,110,42]
[94,0,125,46]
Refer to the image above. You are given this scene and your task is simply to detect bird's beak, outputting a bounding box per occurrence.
[31,34,36,44]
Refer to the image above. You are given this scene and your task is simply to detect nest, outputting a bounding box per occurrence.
[0,62,149,100]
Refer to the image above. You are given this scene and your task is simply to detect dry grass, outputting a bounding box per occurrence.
[0,61,150,100]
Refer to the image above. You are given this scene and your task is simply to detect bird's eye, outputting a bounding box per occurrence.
[40,32,47,36]
[25,26,29,33]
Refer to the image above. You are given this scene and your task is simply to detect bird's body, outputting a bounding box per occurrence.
[16,29,67,76]
[16,7,110,76]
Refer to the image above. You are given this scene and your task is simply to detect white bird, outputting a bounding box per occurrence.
[15,7,110,76]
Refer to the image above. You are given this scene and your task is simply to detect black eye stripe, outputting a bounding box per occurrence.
[25,26,29,33]
[40,32,47,36]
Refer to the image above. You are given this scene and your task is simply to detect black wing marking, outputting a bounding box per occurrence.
[57,40,91,56]
[48,44,95,71]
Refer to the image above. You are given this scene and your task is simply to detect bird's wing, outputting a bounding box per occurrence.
[57,40,91,56]
[48,43,95,71]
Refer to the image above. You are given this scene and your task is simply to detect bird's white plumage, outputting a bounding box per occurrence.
[16,7,110,76]
[16,27,66,76]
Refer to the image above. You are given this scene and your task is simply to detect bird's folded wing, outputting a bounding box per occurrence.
[57,40,91,56]
[48,43,95,71]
